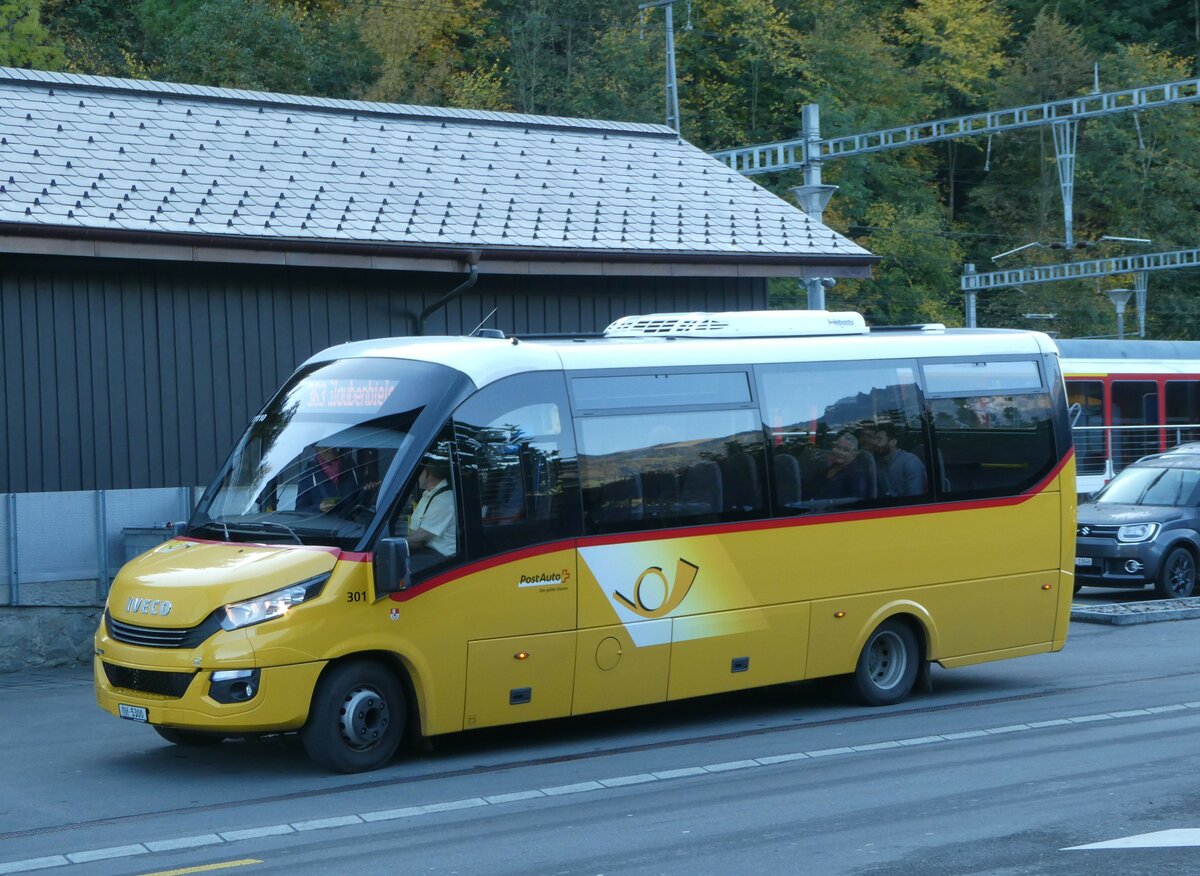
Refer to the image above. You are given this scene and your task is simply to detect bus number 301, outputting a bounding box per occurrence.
[346,591,367,603]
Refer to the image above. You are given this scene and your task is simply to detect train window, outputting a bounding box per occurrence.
[1067,380,1105,476]
[927,393,1057,499]
[1166,381,1200,427]
[577,408,766,534]
[571,371,751,412]
[758,360,930,513]
[453,373,580,561]
[1112,380,1160,470]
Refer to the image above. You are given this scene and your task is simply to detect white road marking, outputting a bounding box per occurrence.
[1066,828,1200,850]
[4,699,1200,874]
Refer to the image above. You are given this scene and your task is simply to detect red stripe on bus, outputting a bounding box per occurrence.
[384,448,1075,601]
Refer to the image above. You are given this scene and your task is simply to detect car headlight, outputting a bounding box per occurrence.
[1117,523,1160,543]
[220,573,330,631]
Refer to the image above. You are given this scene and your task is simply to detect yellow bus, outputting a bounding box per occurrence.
[95,310,1076,772]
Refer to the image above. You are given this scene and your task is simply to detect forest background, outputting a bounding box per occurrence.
[2,0,1199,337]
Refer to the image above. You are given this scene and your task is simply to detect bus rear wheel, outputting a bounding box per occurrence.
[850,619,919,707]
[302,659,405,773]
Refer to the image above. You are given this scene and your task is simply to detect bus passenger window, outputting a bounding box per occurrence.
[758,360,930,514]
[453,373,580,561]
[578,408,766,534]
[926,393,1056,499]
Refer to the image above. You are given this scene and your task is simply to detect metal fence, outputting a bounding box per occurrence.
[1073,424,1200,493]
[0,488,201,606]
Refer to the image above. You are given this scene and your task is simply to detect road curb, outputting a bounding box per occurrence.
[1071,596,1200,625]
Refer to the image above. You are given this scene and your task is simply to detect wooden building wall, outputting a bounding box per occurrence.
[0,253,765,492]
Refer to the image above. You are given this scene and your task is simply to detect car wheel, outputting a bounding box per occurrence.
[849,618,920,707]
[154,726,225,746]
[1155,547,1196,599]
[302,660,406,773]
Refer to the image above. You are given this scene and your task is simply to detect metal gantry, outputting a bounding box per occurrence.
[960,249,1200,331]
[712,78,1200,174]
[711,78,1200,328]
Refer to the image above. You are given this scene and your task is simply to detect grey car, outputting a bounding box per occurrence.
[1075,450,1200,598]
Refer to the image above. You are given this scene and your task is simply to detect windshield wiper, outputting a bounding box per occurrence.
[225,520,304,545]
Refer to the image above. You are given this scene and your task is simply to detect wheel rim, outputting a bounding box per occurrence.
[866,630,908,691]
[1167,553,1195,597]
[337,685,390,751]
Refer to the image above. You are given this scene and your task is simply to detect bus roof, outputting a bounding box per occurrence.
[306,318,1058,389]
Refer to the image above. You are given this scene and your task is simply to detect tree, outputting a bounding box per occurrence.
[355,0,490,106]
[128,0,311,92]
[1,0,67,67]
[833,202,965,326]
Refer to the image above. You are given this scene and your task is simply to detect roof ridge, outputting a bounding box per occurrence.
[0,65,678,140]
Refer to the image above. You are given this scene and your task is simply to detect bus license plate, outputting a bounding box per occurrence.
[118,704,148,722]
[1075,557,1093,567]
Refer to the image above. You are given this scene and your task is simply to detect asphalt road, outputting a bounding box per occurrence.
[2,588,1198,876]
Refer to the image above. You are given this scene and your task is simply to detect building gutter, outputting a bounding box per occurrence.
[0,222,878,278]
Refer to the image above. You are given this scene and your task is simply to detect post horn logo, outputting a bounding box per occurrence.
[613,558,699,619]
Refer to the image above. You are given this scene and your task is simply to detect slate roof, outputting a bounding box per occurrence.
[0,67,874,276]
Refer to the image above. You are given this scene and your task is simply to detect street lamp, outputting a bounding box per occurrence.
[1106,288,1134,340]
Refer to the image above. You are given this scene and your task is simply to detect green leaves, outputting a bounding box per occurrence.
[1,0,66,68]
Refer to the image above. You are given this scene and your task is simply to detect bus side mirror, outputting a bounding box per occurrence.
[374,537,411,597]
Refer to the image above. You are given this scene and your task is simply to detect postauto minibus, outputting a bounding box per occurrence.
[95,311,1076,772]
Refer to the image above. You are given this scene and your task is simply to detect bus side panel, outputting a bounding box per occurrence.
[383,547,577,737]
[572,620,671,716]
[806,569,1059,680]
[667,603,809,701]
[1055,456,1078,649]
[801,492,1063,679]
[463,630,576,729]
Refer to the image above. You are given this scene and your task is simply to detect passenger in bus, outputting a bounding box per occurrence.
[815,432,871,500]
[297,447,362,513]
[406,460,458,572]
[866,423,927,498]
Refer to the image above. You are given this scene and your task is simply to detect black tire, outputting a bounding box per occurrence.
[1155,546,1196,599]
[301,660,406,773]
[154,726,225,746]
[850,619,920,707]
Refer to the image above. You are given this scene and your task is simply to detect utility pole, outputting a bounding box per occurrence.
[639,0,682,133]
[789,104,838,309]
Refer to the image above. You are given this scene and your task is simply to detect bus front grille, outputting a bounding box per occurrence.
[102,662,196,698]
[105,611,222,649]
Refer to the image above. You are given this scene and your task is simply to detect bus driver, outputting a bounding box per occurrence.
[406,460,457,572]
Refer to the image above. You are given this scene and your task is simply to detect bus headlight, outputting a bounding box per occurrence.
[1117,523,1160,543]
[220,573,330,631]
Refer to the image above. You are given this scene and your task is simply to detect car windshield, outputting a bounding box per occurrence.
[188,357,457,548]
[1095,465,1200,507]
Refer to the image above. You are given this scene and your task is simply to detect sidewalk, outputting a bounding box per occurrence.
[0,662,93,691]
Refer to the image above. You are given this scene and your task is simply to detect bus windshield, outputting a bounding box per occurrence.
[188,357,458,549]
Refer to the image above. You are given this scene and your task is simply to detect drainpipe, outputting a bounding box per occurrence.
[417,250,482,336]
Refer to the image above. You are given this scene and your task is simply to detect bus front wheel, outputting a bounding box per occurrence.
[302,659,406,773]
[850,619,919,707]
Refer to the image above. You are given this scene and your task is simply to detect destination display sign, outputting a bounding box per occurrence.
[303,378,399,414]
